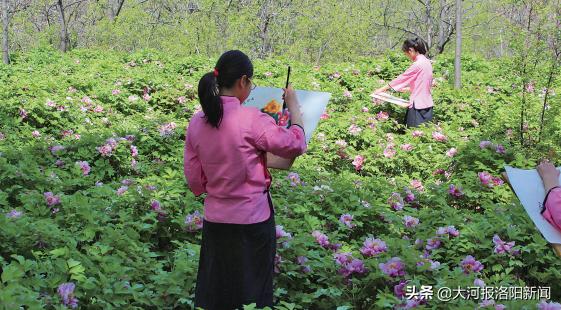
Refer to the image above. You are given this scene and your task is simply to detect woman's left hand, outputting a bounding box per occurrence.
[374,86,387,94]
[537,159,560,192]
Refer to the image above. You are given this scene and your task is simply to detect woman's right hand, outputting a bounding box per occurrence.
[283,85,298,109]
[282,84,304,128]
[537,160,560,192]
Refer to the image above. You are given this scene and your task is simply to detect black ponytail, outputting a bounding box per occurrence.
[402,37,428,55]
[197,50,254,128]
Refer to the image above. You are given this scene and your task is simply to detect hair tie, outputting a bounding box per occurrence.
[213,68,219,77]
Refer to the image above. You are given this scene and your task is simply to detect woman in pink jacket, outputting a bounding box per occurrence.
[374,38,434,127]
[537,160,561,233]
[184,50,307,309]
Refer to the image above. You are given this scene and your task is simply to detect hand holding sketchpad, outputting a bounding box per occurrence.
[504,165,561,256]
[244,86,331,143]
[371,92,409,108]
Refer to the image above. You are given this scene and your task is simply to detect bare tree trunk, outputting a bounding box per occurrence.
[257,0,273,59]
[454,0,462,89]
[425,0,432,54]
[2,0,9,64]
[56,0,70,52]
[108,0,125,21]
[438,0,446,49]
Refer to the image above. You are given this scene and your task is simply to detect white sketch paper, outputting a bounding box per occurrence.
[244,86,331,143]
[370,92,410,108]
[505,165,561,244]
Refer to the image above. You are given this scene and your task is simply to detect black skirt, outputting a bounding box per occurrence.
[404,102,433,128]
[194,194,276,310]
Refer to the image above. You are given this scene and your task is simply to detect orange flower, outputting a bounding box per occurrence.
[263,99,281,113]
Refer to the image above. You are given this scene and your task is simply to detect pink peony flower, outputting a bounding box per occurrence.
[32,130,41,138]
[492,234,515,255]
[150,200,162,212]
[334,252,367,278]
[130,145,138,157]
[275,225,292,239]
[394,280,408,298]
[376,111,389,121]
[57,282,78,309]
[50,145,65,155]
[495,144,506,154]
[403,215,420,228]
[287,172,301,186]
[425,238,441,250]
[46,99,57,107]
[479,140,493,149]
[185,210,204,231]
[379,257,406,277]
[432,131,447,142]
[401,144,414,151]
[6,209,23,219]
[76,161,91,176]
[97,144,114,157]
[116,186,128,196]
[461,255,484,274]
[412,130,424,137]
[112,89,121,95]
[352,155,364,171]
[446,148,457,157]
[44,192,61,207]
[362,107,369,113]
[335,140,348,148]
[320,112,329,120]
[537,301,561,310]
[177,96,186,104]
[388,192,404,210]
[360,237,387,257]
[343,90,352,98]
[449,184,464,198]
[410,180,424,191]
[436,225,460,237]
[81,96,93,104]
[383,146,396,158]
[474,278,486,288]
[526,81,535,93]
[348,124,362,135]
[339,213,355,228]
[404,188,415,203]
[312,230,330,248]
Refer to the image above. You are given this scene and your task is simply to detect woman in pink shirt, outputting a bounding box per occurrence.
[184,50,307,309]
[374,38,434,127]
[537,160,561,233]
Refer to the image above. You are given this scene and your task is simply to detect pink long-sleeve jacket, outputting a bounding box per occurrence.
[389,54,434,109]
[543,187,561,233]
[184,96,307,224]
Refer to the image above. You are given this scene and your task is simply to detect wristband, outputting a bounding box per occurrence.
[541,186,561,214]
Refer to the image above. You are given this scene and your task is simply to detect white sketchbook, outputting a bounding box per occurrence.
[244,86,331,143]
[505,165,561,244]
[370,92,410,108]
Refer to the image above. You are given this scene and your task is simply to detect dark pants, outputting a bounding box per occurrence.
[405,102,433,127]
[194,195,276,310]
